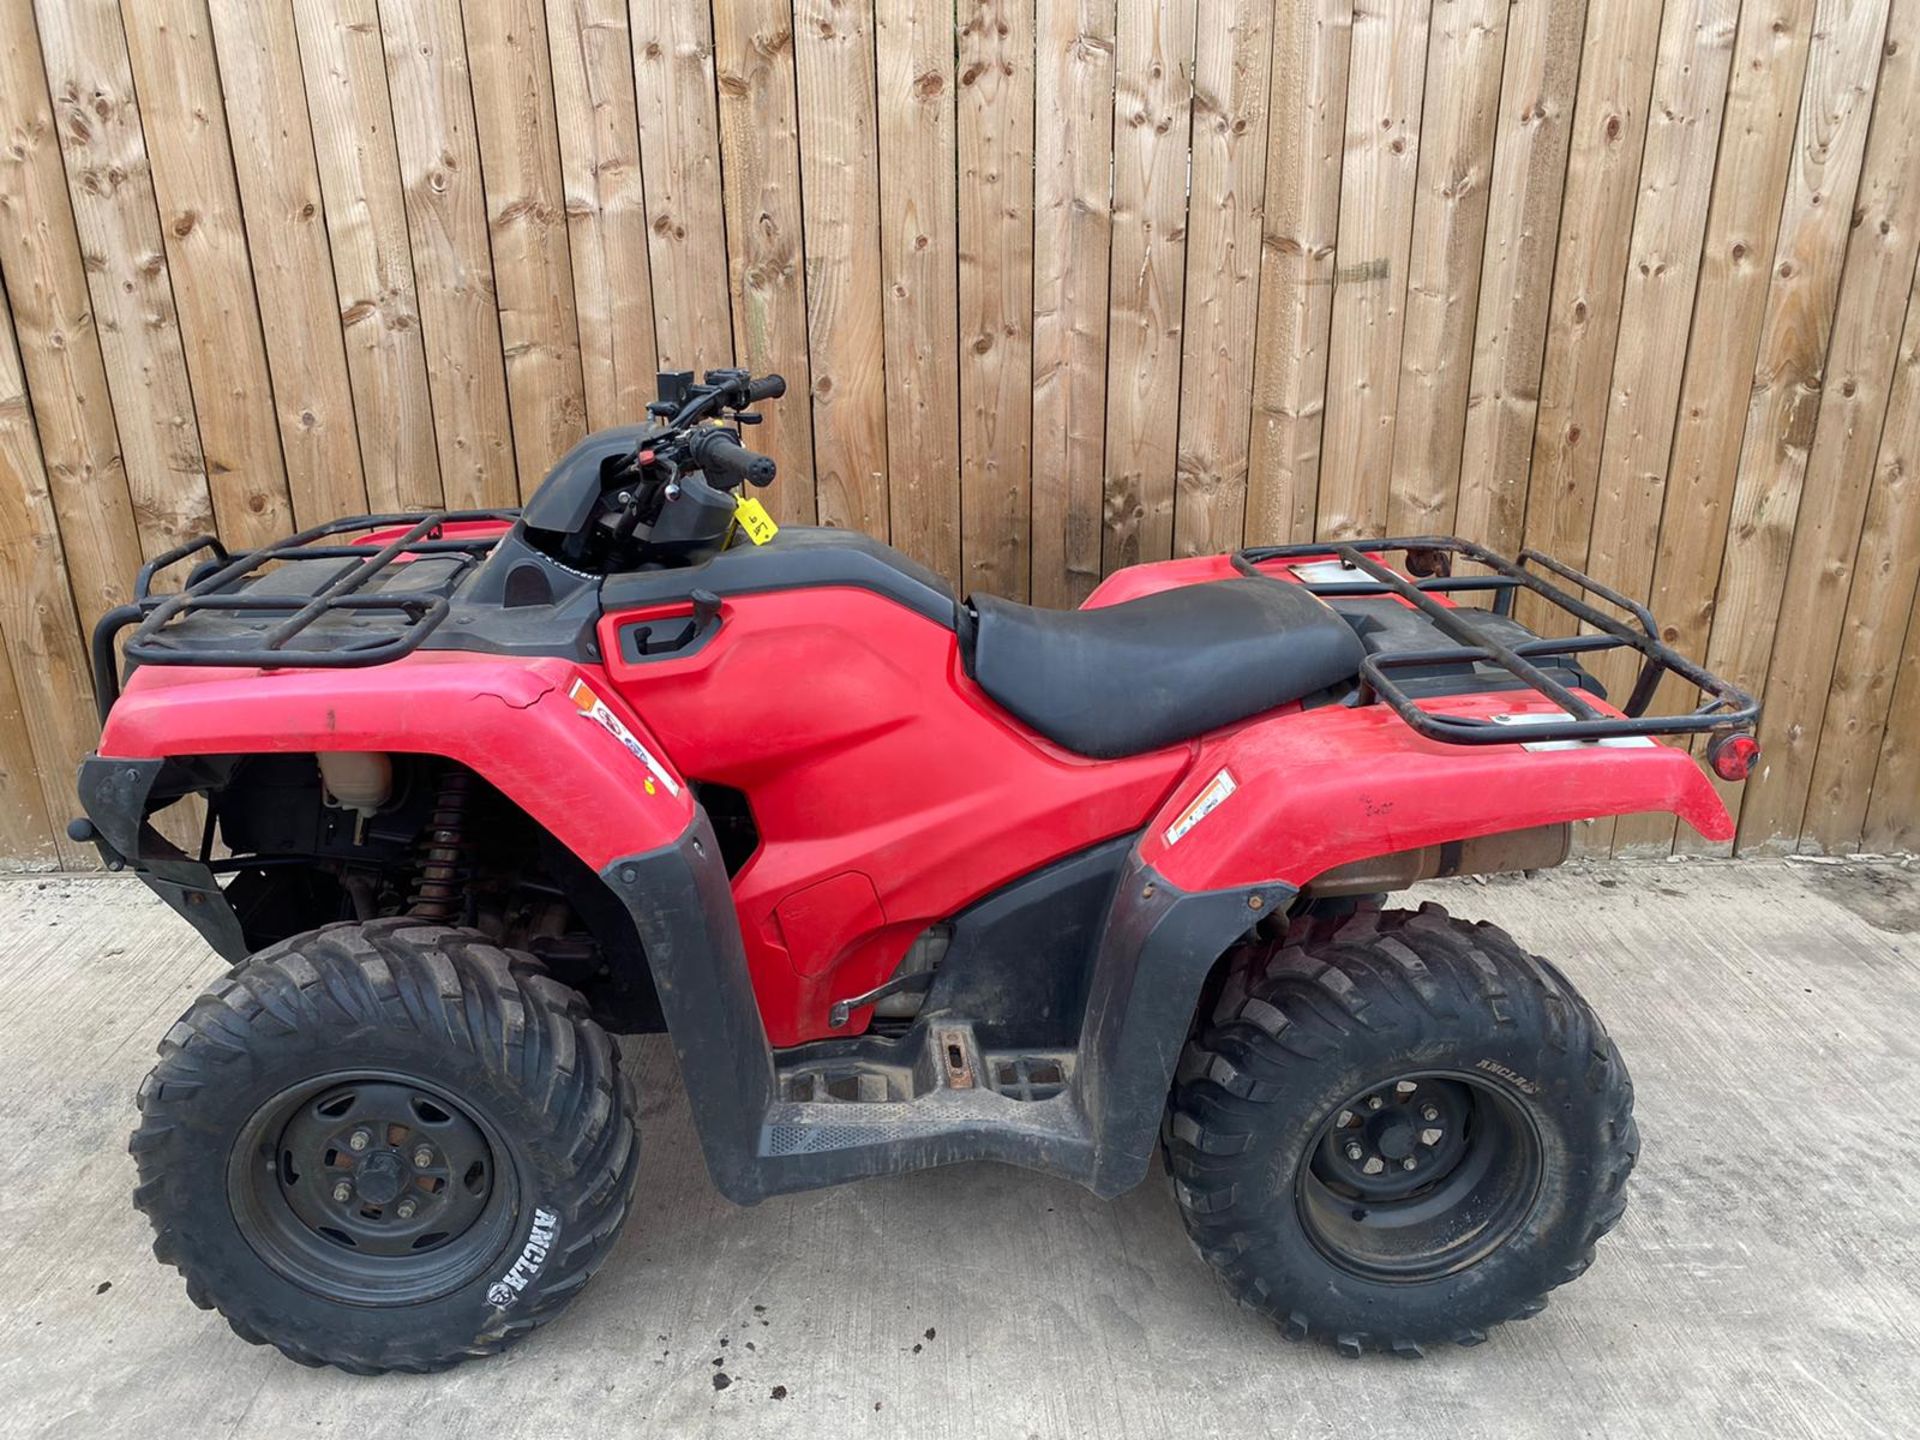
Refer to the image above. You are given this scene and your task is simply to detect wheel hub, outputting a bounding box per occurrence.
[246,1077,501,1273]
[1374,1117,1416,1161]
[1319,1077,1471,1198]
[353,1150,407,1206]
[1298,1069,1544,1283]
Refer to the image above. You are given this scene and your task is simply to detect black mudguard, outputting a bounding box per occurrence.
[78,757,248,960]
[603,808,1291,1204]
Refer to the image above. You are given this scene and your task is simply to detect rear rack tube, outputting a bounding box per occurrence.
[1236,536,1759,748]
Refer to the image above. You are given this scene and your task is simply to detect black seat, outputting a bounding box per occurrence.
[962,579,1366,758]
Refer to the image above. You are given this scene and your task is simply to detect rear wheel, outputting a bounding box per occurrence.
[1164,903,1636,1356]
[130,920,639,1373]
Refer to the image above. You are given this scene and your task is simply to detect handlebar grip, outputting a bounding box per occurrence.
[747,373,787,403]
[692,430,777,489]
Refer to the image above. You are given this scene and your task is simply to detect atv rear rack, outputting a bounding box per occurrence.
[1236,537,1759,765]
[92,510,517,720]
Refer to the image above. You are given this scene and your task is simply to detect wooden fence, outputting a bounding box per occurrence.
[2,0,1919,867]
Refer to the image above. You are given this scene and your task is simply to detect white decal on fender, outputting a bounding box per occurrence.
[1490,711,1657,753]
[1164,768,1237,846]
[487,1206,560,1308]
[568,679,682,797]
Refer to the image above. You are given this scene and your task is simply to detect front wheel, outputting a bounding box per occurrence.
[1164,903,1637,1356]
[130,920,640,1373]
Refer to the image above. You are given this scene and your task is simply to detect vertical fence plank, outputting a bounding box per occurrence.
[875,0,961,581]
[121,0,295,549]
[208,0,369,527]
[0,0,145,630]
[1864,542,1920,851]
[462,0,586,491]
[632,0,733,371]
[1866,374,1920,856]
[1315,0,1431,539]
[795,0,891,540]
[1031,0,1116,604]
[1514,0,1665,634]
[1386,0,1510,536]
[1103,0,1196,571]
[957,0,1035,597]
[1739,0,1920,850]
[293,0,445,513]
[1809,256,1920,849]
[1612,0,1818,855]
[1575,0,1739,853]
[0,628,55,865]
[714,0,818,525]
[1171,0,1273,559]
[379,0,518,510]
[546,0,660,434]
[1245,0,1350,548]
[0,288,95,867]
[1453,0,1587,553]
[35,0,217,558]
[1687,0,1892,854]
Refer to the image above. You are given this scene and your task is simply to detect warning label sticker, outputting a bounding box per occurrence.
[1164,768,1237,847]
[568,678,682,798]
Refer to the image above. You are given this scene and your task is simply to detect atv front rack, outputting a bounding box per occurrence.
[1236,537,1759,765]
[92,510,517,721]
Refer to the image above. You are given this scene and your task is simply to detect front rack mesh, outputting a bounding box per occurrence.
[1237,536,1758,749]
[92,510,518,719]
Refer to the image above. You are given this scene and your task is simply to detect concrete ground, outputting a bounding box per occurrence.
[1,859,1917,1439]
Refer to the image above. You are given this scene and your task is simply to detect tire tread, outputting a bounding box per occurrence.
[129,919,640,1375]
[1163,905,1637,1358]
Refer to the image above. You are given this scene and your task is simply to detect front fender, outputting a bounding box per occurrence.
[1141,693,1732,893]
[94,653,693,871]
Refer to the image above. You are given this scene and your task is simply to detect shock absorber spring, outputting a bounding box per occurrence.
[411,770,476,921]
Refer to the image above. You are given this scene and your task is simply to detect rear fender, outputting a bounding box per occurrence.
[93,653,694,871]
[1141,693,1733,893]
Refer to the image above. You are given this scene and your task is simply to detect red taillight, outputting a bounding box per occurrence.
[1708,734,1760,782]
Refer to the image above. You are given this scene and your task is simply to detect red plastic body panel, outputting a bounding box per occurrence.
[596,587,1190,1044]
[355,517,516,549]
[101,545,1734,1051]
[1082,551,1248,605]
[98,653,694,872]
[1138,689,1731,892]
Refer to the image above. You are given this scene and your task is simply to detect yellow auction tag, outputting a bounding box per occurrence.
[733,496,779,546]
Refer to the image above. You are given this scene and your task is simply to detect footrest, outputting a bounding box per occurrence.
[981,1050,1074,1102]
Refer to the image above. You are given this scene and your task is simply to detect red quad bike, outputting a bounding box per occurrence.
[77,369,1761,1373]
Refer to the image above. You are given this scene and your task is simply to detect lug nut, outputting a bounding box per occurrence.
[1401,1156,1418,1171]
[332,1181,352,1203]
[412,1146,434,1169]
[396,1198,418,1220]
[1395,1080,1418,1095]
[1366,1096,1384,1111]
[1420,1128,1444,1146]
[1362,1156,1386,1175]
[1422,1105,1440,1122]
[1336,1109,1355,1128]
[347,1129,371,1152]
[1345,1142,1364,1162]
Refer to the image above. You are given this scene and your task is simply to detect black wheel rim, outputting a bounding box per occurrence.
[227,1070,518,1306]
[1295,1070,1543,1283]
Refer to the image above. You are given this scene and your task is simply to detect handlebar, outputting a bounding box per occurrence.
[686,428,777,489]
[746,374,786,404]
